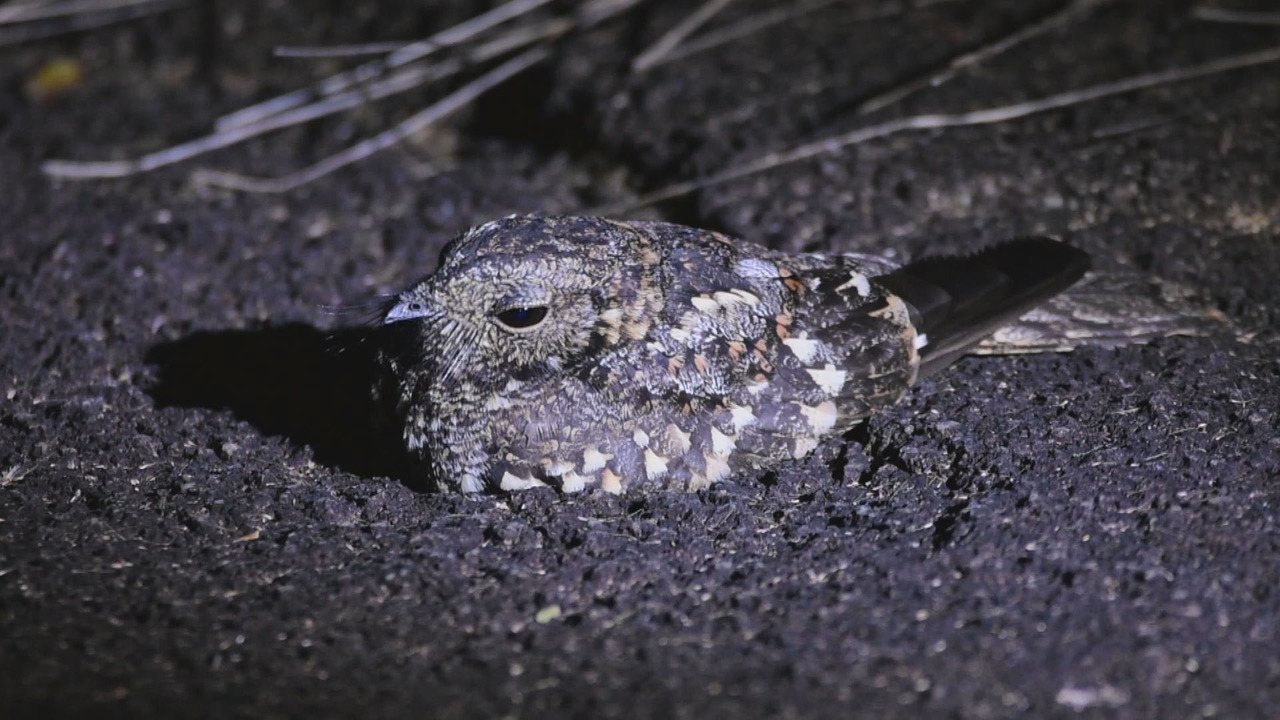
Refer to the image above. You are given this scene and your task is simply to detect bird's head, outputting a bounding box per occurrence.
[382,215,664,390]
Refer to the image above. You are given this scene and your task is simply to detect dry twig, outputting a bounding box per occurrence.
[592,44,1280,215]
[43,64,443,179]
[704,0,1099,127]
[632,0,735,72]
[274,41,411,59]
[0,0,170,25]
[1192,6,1280,26]
[190,48,549,193]
[214,0,556,132]
[0,0,177,47]
[643,0,966,70]
[855,0,1109,115]
[41,20,567,179]
[39,0,645,190]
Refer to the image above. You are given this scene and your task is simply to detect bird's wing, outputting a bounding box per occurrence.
[875,238,1090,378]
[971,271,1231,354]
[625,241,920,475]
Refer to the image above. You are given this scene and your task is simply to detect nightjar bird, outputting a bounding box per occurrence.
[376,215,1089,494]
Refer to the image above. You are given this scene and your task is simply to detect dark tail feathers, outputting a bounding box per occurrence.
[876,238,1091,379]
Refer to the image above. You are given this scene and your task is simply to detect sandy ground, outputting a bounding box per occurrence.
[2,1,1278,717]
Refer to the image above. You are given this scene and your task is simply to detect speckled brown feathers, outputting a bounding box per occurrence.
[376,215,1087,493]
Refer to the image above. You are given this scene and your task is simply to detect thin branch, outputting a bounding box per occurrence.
[274,41,410,59]
[642,0,841,68]
[1192,6,1280,26]
[41,18,568,180]
[592,44,1280,215]
[274,15,576,61]
[40,0,642,182]
[190,161,443,195]
[214,0,556,132]
[191,47,550,193]
[43,63,448,179]
[856,0,1108,115]
[632,0,735,72]
[703,0,1081,128]
[216,0,641,132]
[701,76,819,128]
[577,0,647,26]
[644,0,968,70]
[0,0,176,46]
[0,0,170,25]
[454,17,573,60]
[383,0,555,67]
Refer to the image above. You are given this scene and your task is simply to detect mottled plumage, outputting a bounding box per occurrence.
[376,215,1089,493]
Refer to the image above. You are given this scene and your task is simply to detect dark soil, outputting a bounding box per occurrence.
[2,1,1278,718]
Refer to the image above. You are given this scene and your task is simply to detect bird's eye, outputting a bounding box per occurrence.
[494,305,549,331]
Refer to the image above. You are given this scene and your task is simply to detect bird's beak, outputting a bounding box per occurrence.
[383,297,432,325]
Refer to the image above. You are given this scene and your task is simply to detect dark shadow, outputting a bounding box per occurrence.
[146,323,414,485]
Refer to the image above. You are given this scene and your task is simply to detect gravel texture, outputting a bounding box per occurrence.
[2,1,1278,718]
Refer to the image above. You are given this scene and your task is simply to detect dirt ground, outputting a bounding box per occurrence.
[2,1,1278,718]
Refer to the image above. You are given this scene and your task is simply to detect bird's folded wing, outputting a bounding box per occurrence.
[972,272,1233,355]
